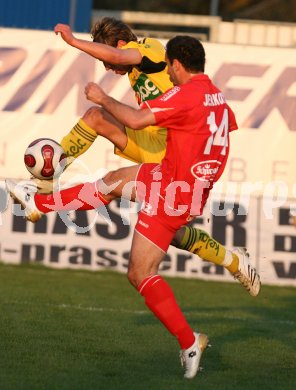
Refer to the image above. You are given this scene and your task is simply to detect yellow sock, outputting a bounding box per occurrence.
[180,227,239,274]
[60,119,98,165]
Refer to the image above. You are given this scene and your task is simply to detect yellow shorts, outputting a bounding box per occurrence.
[115,125,167,164]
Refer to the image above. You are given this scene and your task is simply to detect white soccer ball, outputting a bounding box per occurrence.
[24,138,67,180]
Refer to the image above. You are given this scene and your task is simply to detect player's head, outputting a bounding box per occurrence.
[91,17,137,74]
[91,17,138,46]
[165,36,206,84]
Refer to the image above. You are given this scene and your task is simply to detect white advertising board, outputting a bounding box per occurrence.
[0,28,295,286]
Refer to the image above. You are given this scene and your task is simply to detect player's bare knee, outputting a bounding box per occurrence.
[171,226,186,247]
[104,166,135,186]
[127,252,148,288]
[127,267,138,288]
[103,169,123,187]
[100,169,126,199]
[82,106,106,135]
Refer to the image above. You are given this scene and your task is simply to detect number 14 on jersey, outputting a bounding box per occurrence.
[204,108,229,156]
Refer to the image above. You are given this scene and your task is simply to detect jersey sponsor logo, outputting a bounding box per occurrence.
[134,74,162,102]
[138,219,149,228]
[160,86,181,102]
[191,160,222,182]
[203,92,226,106]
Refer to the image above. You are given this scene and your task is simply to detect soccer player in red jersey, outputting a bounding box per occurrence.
[50,18,248,283]
[6,36,260,378]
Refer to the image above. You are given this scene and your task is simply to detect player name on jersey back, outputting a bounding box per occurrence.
[203,92,226,106]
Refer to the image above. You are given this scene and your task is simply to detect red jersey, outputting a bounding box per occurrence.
[142,74,238,215]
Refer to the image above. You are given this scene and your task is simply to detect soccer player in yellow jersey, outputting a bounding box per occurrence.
[55,19,170,165]
[51,18,258,296]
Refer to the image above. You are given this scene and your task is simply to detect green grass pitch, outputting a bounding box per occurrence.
[0,262,295,389]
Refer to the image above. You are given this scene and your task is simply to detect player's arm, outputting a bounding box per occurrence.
[85,82,155,129]
[54,23,142,65]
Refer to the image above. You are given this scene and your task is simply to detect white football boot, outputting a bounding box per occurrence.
[180,332,209,379]
[232,247,261,297]
[6,179,43,223]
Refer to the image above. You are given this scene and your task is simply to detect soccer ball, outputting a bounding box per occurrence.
[24,138,67,180]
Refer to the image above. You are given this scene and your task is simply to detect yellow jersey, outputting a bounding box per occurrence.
[121,38,173,104]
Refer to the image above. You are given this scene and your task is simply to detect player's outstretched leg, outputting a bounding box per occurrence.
[60,107,128,166]
[172,226,261,296]
[5,179,42,222]
[6,178,112,224]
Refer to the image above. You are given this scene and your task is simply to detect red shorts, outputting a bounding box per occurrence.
[135,163,194,252]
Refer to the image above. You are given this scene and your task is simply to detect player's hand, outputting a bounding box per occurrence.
[54,23,75,45]
[84,82,106,104]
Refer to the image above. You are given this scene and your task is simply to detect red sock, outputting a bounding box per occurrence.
[138,275,195,349]
[35,181,110,213]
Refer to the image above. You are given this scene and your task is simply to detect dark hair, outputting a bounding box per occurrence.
[91,17,138,47]
[166,35,206,72]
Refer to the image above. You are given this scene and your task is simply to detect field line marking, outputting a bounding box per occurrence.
[3,300,296,326]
